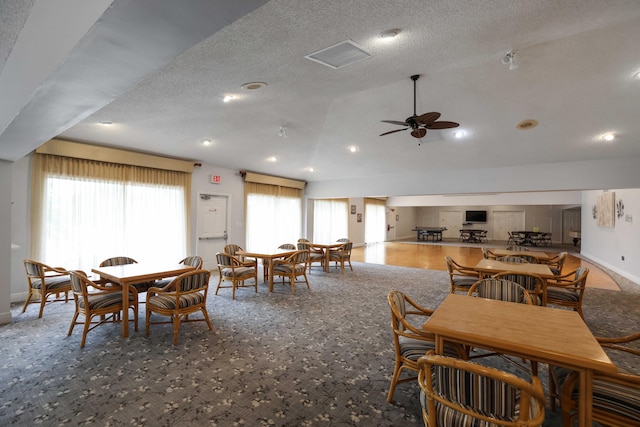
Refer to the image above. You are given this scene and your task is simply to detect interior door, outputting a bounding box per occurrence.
[492,211,525,242]
[562,207,581,244]
[386,208,396,241]
[439,211,463,239]
[196,194,228,270]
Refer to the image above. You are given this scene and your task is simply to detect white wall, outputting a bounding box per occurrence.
[0,160,12,323]
[581,189,640,284]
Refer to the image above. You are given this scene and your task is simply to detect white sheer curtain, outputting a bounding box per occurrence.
[365,198,386,243]
[313,199,348,243]
[32,154,189,273]
[245,183,301,252]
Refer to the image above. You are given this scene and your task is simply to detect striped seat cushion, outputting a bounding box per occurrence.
[273,265,306,274]
[149,293,204,310]
[547,288,579,302]
[221,267,254,278]
[31,276,70,290]
[79,291,134,310]
[452,277,476,289]
[570,378,640,422]
[398,336,462,360]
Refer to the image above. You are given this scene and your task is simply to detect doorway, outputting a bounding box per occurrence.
[439,211,463,239]
[196,193,228,270]
[492,211,525,242]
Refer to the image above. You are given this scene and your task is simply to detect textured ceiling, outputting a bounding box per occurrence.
[1,0,640,186]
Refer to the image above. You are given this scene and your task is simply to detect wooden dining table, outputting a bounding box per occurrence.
[236,248,297,291]
[423,294,616,427]
[308,242,345,272]
[490,249,552,262]
[91,263,196,338]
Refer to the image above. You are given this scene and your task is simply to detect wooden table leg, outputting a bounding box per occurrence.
[324,249,330,272]
[578,369,593,427]
[269,257,275,292]
[122,280,130,338]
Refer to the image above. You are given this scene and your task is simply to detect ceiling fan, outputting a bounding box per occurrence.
[380,74,459,139]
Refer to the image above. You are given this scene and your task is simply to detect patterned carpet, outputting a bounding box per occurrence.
[1,262,638,426]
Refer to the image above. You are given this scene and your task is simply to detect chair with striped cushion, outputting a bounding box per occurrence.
[21,259,71,318]
[468,278,533,305]
[445,256,480,294]
[417,352,546,427]
[67,270,138,348]
[272,250,311,295]
[386,290,468,403]
[542,251,567,276]
[297,241,325,272]
[481,247,497,260]
[555,331,640,426]
[546,266,589,318]
[497,255,534,264]
[145,269,213,345]
[215,252,258,299]
[328,241,353,272]
[492,271,546,306]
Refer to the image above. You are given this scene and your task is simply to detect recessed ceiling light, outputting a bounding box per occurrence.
[202,139,212,146]
[516,119,539,130]
[308,167,315,172]
[380,29,400,39]
[241,82,267,91]
[223,95,234,103]
[454,130,465,138]
[267,156,277,162]
[349,146,359,153]
[601,133,616,142]
[99,121,113,126]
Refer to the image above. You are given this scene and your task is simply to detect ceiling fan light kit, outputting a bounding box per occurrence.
[380,74,460,141]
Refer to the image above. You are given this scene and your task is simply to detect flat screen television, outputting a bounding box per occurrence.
[465,210,487,223]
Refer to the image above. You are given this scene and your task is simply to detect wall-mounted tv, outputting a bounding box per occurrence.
[465,210,487,223]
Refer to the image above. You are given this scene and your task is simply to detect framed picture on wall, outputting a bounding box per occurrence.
[351,205,356,214]
[357,213,362,222]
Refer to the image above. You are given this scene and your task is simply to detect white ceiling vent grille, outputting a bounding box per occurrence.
[304,40,371,69]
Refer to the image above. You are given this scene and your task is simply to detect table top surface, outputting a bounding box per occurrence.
[91,263,195,282]
[237,248,297,259]
[512,230,544,235]
[460,229,487,233]
[474,259,555,278]
[491,249,551,260]
[412,227,447,231]
[307,242,345,249]
[424,294,615,373]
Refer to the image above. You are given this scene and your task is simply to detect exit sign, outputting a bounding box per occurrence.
[210,175,221,184]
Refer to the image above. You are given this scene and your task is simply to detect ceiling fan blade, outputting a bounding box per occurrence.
[426,120,460,130]
[380,128,408,136]
[415,112,441,125]
[381,120,409,126]
[411,128,427,139]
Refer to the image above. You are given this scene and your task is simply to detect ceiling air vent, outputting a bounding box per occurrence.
[304,40,371,69]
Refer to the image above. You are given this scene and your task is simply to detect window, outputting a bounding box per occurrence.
[31,154,190,272]
[313,199,348,243]
[365,198,386,243]
[245,182,302,252]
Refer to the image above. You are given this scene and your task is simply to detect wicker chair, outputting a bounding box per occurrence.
[386,291,468,403]
[67,270,138,348]
[215,252,258,299]
[481,247,497,260]
[21,259,71,318]
[153,256,203,287]
[444,256,480,294]
[542,251,568,275]
[554,331,640,426]
[145,269,213,345]
[546,266,589,318]
[223,244,258,269]
[467,278,533,305]
[417,352,546,427]
[272,250,310,295]
[328,241,353,272]
[492,271,546,306]
[505,245,529,252]
[297,241,325,272]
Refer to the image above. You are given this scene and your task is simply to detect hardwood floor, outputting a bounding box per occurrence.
[350,241,620,291]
